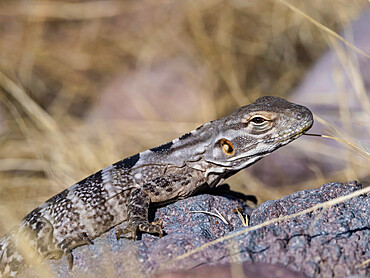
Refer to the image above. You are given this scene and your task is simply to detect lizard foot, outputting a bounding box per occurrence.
[116,218,163,240]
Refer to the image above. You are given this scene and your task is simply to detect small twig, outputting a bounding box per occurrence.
[233,208,249,227]
[304,133,370,160]
[189,209,229,225]
[356,258,370,269]
[275,0,370,59]
[237,210,249,227]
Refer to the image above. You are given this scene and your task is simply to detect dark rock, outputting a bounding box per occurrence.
[22,181,369,278]
[154,262,307,278]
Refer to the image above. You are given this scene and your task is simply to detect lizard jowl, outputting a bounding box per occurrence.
[0,96,313,277]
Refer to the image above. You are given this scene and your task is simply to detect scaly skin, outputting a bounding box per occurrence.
[0,96,313,277]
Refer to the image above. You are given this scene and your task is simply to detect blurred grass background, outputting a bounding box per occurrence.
[0,0,369,237]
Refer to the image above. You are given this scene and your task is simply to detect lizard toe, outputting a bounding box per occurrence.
[138,221,163,237]
[115,226,138,241]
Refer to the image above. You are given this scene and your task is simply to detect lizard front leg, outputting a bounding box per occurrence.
[116,173,195,240]
[116,187,163,240]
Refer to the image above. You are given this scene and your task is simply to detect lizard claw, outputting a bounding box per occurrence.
[64,249,74,270]
[81,232,94,245]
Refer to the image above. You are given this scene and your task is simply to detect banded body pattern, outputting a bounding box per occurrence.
[0,96,313,277]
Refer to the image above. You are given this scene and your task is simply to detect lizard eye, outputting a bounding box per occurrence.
[250,116,266,124]
[220,139,235,155]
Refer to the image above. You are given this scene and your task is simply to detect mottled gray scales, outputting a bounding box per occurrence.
[0,96,313,277]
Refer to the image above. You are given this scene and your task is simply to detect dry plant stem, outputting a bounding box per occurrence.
[167,185,370,265]
[304,134,370,160]
[236,210,249,227]
[189,210,229,225]
[0,71,57,132]
[275,0,370,58]
[357,258,370,269]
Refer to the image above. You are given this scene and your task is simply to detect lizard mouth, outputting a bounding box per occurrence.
[263,119,313,145]
[283,120,313,141]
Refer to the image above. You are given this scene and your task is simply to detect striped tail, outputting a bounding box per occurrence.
[0,231,26,278]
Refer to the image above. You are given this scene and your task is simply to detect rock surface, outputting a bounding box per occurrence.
[22,181,369,278]
[154,262,307,278]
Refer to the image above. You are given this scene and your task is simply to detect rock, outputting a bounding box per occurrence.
[247,181,369,278]
[21,181,368,278]
[154,262,307,278]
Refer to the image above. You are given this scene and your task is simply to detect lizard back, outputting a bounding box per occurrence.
[0,96,313,277]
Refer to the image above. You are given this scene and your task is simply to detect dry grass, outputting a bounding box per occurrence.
[0,1,369,273]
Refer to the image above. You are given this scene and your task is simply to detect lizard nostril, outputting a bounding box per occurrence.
[296,112,302,120]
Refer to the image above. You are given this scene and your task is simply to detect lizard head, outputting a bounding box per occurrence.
[203,96,313,174]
